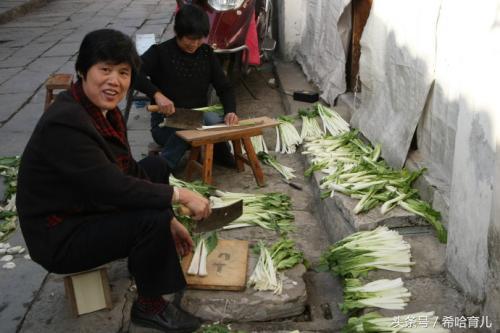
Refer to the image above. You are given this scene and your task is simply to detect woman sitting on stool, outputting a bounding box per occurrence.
[16,29,205,333]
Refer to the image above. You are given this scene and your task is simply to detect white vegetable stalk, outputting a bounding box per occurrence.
[198,241,208,276]
[187,233,218,277]
[341,278,411,312]
[248,242,283,294]
[250,135,269,153]
[343,311,450,333]
[316,103,350,136]
[275,117,303,154]
[300,114,324,141]
[321,226,414,278]
[187,239,207,276]
[215,190,294,232]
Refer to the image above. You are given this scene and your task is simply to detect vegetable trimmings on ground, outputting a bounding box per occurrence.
[0,156,20,242]
[257,151,296,180]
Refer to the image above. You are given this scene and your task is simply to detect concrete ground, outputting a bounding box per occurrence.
[0,1,483,333]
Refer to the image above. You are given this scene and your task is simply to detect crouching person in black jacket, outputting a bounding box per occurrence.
[16,29,205,333]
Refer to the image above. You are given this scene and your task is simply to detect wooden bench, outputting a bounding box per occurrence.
[44,73,73,112]
[176,116,278,186]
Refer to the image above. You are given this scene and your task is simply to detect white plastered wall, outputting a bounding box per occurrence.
[350,0,442,169]
[445,0,499,302]
[276,0,500,312]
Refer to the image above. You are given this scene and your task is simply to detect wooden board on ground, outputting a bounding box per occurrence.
[181,239,249,291]
[176,116,278,142]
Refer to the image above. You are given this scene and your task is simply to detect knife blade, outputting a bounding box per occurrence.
[147,105,204,129]
[178,200,243,233]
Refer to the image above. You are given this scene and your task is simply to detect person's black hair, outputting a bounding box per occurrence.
[174,4,210,39]
[75,29,141,83]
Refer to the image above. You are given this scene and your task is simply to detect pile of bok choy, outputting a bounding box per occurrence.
[316,103,350,136]
[320,226,413,278]
[169,175,214,197]
[340,278,410,313]
[250,135,269,153]
[302,129,447,243]
[248,241,282,294]
[248,238,304,294]
[275,115,303,154]
[299,108,324,141]
[269,238,304,270]
[341,311,449,333]
[213,190,294,233]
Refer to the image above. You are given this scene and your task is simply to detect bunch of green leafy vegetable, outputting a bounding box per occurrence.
[340,278,410,313]
[169,175,215,197]
[213,190,294,233]
[275,115,303,154]
[269,237,304,270]
[341,311,449,333]
[302,129,447,243]
[319,226,413,278]
[299,108,324,141]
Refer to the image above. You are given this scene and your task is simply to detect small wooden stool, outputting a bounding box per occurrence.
[63,267,112,317]
[44,73,73,112]
[176,116,279,186]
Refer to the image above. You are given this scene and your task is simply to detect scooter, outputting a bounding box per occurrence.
[176,0,276,75]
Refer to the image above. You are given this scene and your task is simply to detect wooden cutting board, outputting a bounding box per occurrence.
[180,239,248,291]
[176,116,279,142]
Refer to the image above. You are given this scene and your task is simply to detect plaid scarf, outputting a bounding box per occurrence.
[71,80,131,173]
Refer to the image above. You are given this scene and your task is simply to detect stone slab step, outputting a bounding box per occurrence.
[374,276,478,333]
[307,158,432,241]
[182,264,307,322]
[367,232,447,280]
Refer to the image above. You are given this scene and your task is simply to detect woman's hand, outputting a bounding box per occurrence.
[154,91,175,115]
[224,112,239,126]
[170,217,193,257]
[178,187,211,221]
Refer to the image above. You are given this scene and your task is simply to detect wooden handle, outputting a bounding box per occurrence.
[177,204,191,216]
[147,105,159,112]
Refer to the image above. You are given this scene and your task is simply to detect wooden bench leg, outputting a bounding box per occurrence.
[231,139,245,172]
[202,143,214,184]
[241,137,265,187]
[44,89,53,112]
[186,146,201,181]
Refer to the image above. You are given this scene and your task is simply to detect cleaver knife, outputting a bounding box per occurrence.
[147,105,204,130]
[178,199,243,233]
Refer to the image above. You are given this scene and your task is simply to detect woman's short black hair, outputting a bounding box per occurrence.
[75,29,141,82]
[174,4,210,39]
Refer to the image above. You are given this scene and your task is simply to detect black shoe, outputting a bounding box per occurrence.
[131,301,201,333]
[214,142,236,168]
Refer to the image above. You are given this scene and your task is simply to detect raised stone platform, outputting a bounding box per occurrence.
[182,264,307,322]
